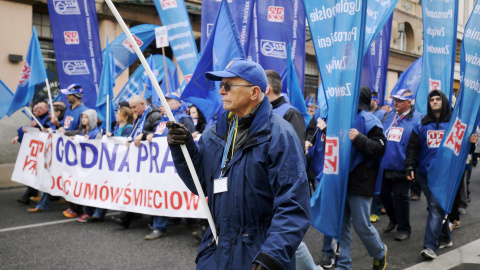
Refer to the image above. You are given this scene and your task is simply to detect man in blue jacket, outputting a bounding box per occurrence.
[405,89,451,259]
[166,58,311,270]
[380,89,422,241]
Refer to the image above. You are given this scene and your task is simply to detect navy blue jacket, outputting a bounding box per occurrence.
[169,98,311,270]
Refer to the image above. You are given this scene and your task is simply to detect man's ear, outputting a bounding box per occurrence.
[251,86,261,100]
[265,85,271,95]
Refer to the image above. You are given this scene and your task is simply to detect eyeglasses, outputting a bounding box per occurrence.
[219,82,254,92]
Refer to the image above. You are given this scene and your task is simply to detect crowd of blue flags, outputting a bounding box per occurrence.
[3,0,480,247]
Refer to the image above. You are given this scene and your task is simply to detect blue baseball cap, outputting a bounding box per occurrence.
[391,89,413,101]
[165,92,181,102]
[205,57,268,92]
[61,84,83,98]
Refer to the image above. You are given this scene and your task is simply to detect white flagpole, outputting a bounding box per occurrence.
[104,0,219,246]
[45,78,54,118]
[24,106,43,127]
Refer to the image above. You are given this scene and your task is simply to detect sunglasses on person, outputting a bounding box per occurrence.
[219,82,255,92]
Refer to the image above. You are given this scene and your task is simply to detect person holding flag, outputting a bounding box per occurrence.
[380,89,422,241]
[166,58,311,269]
[337,87,387,270]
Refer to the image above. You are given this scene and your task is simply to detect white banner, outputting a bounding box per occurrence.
[12,130,206,218]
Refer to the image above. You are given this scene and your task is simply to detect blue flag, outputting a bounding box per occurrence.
[0,79,14,119]
[316,83,328,119]
[144,55,160,99]
[153,0,199,85]
[7,27,47,116]
[106,24,159,78]
[415,1,458,115]
[390,56,422,97]
[363,0,398,53]
[160,64,181,95]
[114,55,176,105]
[361,15,393,106]
[97,38,116,131]
[428,2,480,213]
[48,0,103,109]
[281,44,312,127]
[304,0,367,239]
[181,0,245,122]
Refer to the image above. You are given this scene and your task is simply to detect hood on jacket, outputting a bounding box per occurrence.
[422,89,451,125]
[358,86,371,112]
[81,109,98,131]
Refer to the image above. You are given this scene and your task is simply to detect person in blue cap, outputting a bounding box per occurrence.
[165,58,311,270]
[55,84,88,134]
[380,89,422,241]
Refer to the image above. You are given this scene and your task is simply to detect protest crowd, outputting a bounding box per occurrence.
[4,1,480,270]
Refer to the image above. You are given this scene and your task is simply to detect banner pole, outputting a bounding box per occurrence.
[162,47,170,94]
[104,0,218,246]
[45,78,54,119]
[24,106,43,128]
[142,83,147,97]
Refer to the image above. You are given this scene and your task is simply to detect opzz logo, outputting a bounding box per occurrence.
[18,61,32,87]
[427,130,445,148]
[444,117,467,156]
[23,140,44,176]
[63,60,90,75]
[268,6,284,22]
[324,137,339,175]
[429,78,441,92]
[160,0,177,10]
[53,0,81,15]
[122,34,144,54]
[64,31,79,45]
[260,40,286,59]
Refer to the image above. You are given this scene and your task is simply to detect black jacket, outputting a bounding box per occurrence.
[271,96,306,143]
[133,106,163,140]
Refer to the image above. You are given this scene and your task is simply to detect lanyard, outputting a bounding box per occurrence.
[218,117,237,178]
[393,113,406,127]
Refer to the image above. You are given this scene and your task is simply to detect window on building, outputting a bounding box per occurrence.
[33,12,56,73]
[304,59,319,97]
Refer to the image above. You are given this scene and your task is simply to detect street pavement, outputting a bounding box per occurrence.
[2,166,480,269]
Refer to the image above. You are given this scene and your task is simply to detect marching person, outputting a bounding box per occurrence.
[166,58,311,269]
[380,89,422,241]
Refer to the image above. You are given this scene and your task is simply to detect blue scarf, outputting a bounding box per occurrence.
[128,105,151,141]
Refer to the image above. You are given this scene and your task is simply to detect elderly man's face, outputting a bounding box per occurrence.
[36,103,49,116]
[129,100,146,117]
[167,98,180,110]
[219,77,255,117]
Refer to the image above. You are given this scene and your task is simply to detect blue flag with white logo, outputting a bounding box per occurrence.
[415,1,458,115]
[361,15,393,105]
[428,2,480,213]
[390,56,423,97]
[48,0,103,109]
[153,0,199,85]
[7,27,47,116]
[97,39,116,131]
[114,55,176,105]
[106,24,159,78]
[281,44,312,127]
[304,0,367,239]
[181,0,245,122]
[0,79,14,119]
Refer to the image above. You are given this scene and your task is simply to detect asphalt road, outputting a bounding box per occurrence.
[2,166,480,269]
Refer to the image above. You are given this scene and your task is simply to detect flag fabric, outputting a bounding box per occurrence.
[428,2,480,213]
[390,56,423,97]
[282,44,312,127]
[316,83,328,119]
[361,15,393,105]
[0,79,14,119]
[152,0,199,85]
[106,24,159,78]
[48,0,103,109]
[415,1,459,115]
[160,64,181,96]
[114,55,176,105]
[181,0,245,122]
[7,27,47,116]
[96,38,116,131]
[304,0,367,239]
[362,0,398,54]
[144,55,161,100]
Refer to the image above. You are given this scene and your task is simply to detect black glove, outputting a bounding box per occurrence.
[251,263,267,270]
[166,121,191,145]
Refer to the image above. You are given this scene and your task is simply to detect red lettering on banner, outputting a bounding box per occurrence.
[171,191,182,210]
[122,34,144,54]
[444,118,467,155]
[268,6,284,22]
[429,78,441,92]
[23,140,44,176]
[110,187,123,203]
[160,0,177,10]
[84,183,98,200]
[183,192,200,210]
[427,130,445,148]
[57,176,64,191]
[148,190,153,208]
[324,137,339,175]
[73,181,83,197]
[18,61,31,87]
[134,189,143,206]
[64,31,79,44]
[164,191,169,209]
[124,188,132,205]
[64,179,71,195]
[154,190,162,208]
